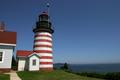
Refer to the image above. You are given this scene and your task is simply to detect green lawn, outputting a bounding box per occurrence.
[0,74,10,80]
[17,70,104,80]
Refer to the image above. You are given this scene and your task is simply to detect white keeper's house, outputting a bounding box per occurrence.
[0,22,16,72]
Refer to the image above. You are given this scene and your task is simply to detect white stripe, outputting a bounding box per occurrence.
[36,32,52,36]
[0,43,16,46]
[40,59,53,62]
[40,65,53,68]
[35,37,52,41]
[34,42,52,46]
[34,47,52,51]
[37,53,52,57]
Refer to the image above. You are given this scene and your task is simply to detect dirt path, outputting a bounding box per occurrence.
[5,71,21,80]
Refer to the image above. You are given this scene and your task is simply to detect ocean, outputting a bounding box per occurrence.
[54,63,120,73]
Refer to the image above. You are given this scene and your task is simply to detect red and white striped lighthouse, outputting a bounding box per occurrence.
[33,12,54,71]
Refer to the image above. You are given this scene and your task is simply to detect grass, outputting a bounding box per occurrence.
[17,70,104,80]
[0,74,10,80]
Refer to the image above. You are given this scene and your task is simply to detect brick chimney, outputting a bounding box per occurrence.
[0,21,5,32]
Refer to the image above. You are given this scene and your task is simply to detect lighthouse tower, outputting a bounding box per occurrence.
[33,12,54,71]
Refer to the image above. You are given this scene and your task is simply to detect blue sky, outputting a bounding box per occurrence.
[0,0,120,64]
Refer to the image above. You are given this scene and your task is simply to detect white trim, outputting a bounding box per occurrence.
[28,53,39,58]
[0,51,5,63]
[0,43,16,46]
[40,59,53,62]
[40,64,53,68]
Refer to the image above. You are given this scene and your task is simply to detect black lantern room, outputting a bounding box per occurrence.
[33,12,54,34]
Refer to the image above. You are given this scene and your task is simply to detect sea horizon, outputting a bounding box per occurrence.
[54,63,120,73]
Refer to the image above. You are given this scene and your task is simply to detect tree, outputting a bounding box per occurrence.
[60,63,69,70]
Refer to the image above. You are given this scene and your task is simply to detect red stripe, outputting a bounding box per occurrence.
[40,62,53,64]
[34,50,52,53]
[34,40,52,43]
[34,45,52,48]
[40,56,53,59]
[35,35,51,38]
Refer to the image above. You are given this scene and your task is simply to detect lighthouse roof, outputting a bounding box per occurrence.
[40,12,48,16]
[0,31,16,46]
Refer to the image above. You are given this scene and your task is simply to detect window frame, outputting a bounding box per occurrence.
[32,59,36,66]
[0,51,5,63]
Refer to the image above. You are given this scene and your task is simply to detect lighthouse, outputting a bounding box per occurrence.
[33,12,54,71]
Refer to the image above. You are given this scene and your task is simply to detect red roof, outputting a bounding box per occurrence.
[0,31,16,44]
[17,50,33,57]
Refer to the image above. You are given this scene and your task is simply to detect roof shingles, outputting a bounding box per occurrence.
[0,31,16,44]
[17,50,33,57]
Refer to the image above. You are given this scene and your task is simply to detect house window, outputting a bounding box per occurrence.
[32,59,36,66]
[0,52,3,61]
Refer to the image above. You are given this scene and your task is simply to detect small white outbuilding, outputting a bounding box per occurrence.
[17,50,39,71]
